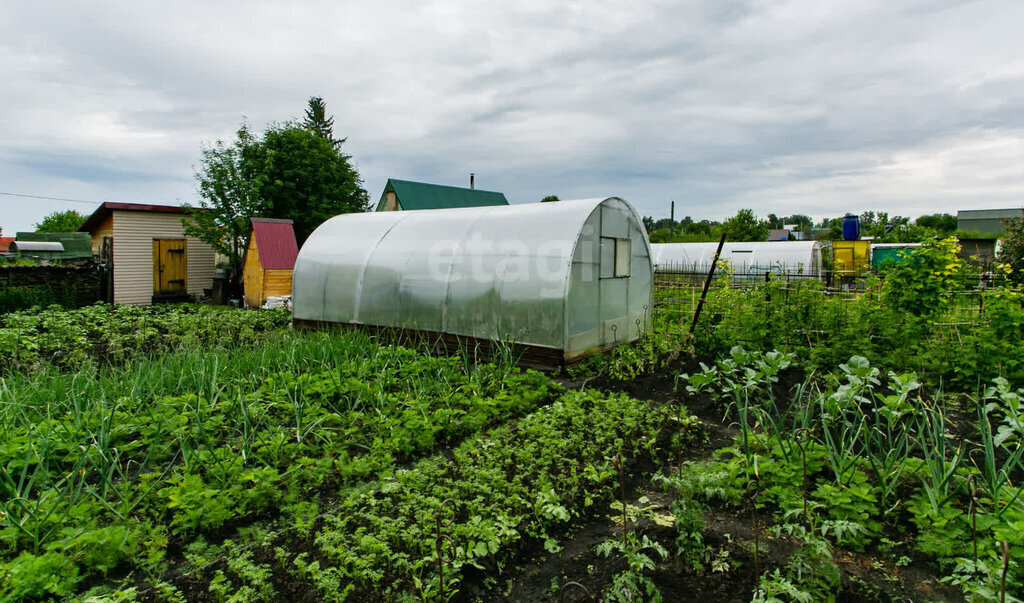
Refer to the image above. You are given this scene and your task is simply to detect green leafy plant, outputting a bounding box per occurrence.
[595,532,669,603]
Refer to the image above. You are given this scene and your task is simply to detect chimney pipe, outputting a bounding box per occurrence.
[470,173,475,189]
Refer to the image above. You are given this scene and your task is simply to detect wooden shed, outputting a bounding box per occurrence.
[242,218,298,308]
[78,202,217,304]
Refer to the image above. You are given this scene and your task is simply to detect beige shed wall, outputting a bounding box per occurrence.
[111,211,217,305]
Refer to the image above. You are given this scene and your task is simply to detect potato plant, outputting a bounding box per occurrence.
[0,315,560,600]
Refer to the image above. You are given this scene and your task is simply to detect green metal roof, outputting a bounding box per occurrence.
[375,179,509,211]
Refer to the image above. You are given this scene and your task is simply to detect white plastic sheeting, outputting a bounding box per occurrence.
[651,241,823,277]
[292,197,653,358]
[9,241,64,252]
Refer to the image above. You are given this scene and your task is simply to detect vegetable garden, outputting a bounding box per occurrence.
[1,236,1023,601]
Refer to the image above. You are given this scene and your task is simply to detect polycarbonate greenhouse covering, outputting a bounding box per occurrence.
[292,197,653,360]
[651,241,823,277]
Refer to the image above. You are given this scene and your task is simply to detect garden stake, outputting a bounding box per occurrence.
[747,479,760,589]
[435,499,456,602]
[690,232,727,334]
[616,453,628,543]
[1001,541,1010,603]
[794,427,811,529]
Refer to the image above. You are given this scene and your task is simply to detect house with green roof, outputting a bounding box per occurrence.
[375,179,509,212]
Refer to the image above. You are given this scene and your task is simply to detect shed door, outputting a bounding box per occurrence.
[153,239,187,295]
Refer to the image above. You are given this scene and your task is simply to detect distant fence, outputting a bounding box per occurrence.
[654,259,1009,290]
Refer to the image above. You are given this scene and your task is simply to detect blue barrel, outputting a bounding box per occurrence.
[842,215,860,240]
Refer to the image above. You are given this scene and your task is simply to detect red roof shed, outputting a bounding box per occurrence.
[251,218,299,269]
[242,218,298,308]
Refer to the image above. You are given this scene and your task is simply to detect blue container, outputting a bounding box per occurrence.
[842,215,860,241]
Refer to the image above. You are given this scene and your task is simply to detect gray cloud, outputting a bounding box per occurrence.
[1,0,1023,234]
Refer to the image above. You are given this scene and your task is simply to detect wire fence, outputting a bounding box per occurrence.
[651,268,1011,355]
[654,260,1010,290]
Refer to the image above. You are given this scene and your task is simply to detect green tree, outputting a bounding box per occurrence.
[241,122,369,245]
[882,237,966,316]
[685,221,712,238]
[541,195,560,203]
[915,213,957,234]
[996,211,1024,285]
[183,126,262,278]
[721,209,769,242]
[302,96,345,149]
[780,214,813,229]
[34,210,85,232]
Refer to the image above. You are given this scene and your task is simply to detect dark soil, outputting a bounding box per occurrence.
[141,360,967,602]
[461,363,965,603]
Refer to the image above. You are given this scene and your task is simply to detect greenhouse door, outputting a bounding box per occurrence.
[599,236,631,345]
[153,239,187,301]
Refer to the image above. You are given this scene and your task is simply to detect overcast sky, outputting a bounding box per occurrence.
[2,0,1023,234]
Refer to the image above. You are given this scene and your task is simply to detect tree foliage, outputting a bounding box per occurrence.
[241,122,369,245]
[721,209,769,242]
[302,96,345,149]
[186,98,369,277]
[915,213,957,234]
[540,195,560,203]
[996,211,1024,285]
[34,210,85,233]
[881,237,966,316]
[183,126,262,277]
[643,215,712,243]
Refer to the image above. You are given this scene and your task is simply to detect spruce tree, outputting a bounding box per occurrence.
[302,96,345,148]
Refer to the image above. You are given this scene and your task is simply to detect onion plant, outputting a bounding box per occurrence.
[915,400,966,517]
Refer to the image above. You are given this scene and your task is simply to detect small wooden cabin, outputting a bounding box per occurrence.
[242,218,298,308]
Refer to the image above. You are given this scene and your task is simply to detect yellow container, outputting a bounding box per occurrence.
[832,240,871,274]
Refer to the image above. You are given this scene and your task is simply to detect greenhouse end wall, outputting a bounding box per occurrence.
[292,197,653,361]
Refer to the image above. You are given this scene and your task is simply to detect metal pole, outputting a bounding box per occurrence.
[690,232,727,334]
[669,201,675,243]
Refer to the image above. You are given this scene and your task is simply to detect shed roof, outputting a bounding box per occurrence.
[250,218,299,270]
[375,179,509,211]
[79,201,191,233]
[0,237,13,250]
[957,208,1024,220]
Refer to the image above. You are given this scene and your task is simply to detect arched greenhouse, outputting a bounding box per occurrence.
[292,197,653,365]
[651,241,823,278]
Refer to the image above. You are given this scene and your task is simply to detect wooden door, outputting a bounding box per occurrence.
[153,239,187,295]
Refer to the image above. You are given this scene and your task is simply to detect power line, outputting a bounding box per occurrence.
[0,191,106,205]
